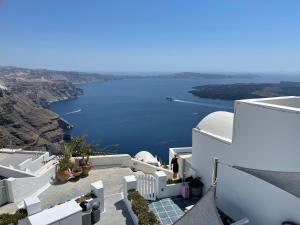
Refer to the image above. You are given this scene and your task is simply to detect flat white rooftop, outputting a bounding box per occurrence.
[239,96,300,113]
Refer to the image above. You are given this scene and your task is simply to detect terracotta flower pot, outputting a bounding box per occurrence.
[72,167,83,177]
[82,163,92,176]
[57,168,71,183]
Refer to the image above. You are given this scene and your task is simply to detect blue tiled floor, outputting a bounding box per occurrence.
[148,197,199,225]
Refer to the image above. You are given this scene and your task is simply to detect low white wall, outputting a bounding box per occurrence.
[82,154,132,167]
[158,183,187,199]
[91,180,104,213]
[123,176,139,225]
[17,159,32,171]
[5,165,56,203]
[27,200,82,225]
[18,153,49,173]
[123,196,139,225]
[28,152,49,173]
[0,149,43,154]
[0,165,35,178]
[131,159,173,178]
[82,154,173,178]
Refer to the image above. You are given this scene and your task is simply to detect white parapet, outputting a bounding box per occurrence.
[91,180,104,213]
[123,175,138,225]
[123,175,137,198]
[24,196,42,216]
[154,171,167,198]
[28,200,82,225]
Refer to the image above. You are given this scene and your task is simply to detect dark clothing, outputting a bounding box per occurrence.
[171,157,179,173]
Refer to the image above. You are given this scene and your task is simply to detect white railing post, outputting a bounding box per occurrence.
[123,175,137,199]
[91,180,104,213]
[154,171,167,199]
[24,196,42,216]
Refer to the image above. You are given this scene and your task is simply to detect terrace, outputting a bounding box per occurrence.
[37,167,137,209]
[0,150,176,225]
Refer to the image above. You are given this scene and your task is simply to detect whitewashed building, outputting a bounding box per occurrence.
[171,96,300,225]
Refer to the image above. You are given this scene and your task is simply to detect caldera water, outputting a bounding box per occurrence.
[50,76,297,162]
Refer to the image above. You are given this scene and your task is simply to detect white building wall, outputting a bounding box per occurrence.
[192,101,300,225]
[5,165,56,203]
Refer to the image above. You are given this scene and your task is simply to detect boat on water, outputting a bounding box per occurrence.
[166,96,175,101]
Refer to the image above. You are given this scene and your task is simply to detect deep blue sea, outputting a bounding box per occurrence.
[50,76,300,162]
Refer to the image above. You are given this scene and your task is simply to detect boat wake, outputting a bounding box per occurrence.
[65,109,82,115]
[174,99,232,109]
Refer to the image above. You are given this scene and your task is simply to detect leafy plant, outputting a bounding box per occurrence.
[127,190,160,225]
[66,136,91,166]
[58,156,72,171]
[63,136,90,158]
[138,211,159,225]
[0,208,28,225]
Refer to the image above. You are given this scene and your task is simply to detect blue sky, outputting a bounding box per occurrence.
[0,0,299,73]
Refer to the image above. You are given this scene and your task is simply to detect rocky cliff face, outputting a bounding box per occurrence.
[0,65,131,153]
[0,90,62,153]
[0,75,83,153]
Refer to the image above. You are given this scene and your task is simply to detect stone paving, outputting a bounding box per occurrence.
[38,167,135,209]
[0,202,18,215]
[96,193,134,225]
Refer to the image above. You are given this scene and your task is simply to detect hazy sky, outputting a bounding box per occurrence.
[0,0,299,73]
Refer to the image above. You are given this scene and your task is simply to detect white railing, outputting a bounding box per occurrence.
[136,174,157,200]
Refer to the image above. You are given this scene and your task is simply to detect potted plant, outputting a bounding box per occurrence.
[64,143,75,168]
[72,167,83,178]
[64,136,88,168]
[57,156,72,182]
[189,177,203,196]
[80,146,92,176]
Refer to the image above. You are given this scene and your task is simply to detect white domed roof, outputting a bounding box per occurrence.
[135,151,159,165]
[196,111,234,141]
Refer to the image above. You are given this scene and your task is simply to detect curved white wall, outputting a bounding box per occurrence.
[192,101,300,225]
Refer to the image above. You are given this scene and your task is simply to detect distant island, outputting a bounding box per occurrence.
[190,81,300,100]
[159,72,260,79]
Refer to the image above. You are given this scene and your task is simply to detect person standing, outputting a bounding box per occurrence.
[171,154,179,180]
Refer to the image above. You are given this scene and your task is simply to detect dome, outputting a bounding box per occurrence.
[134,151,159,166]
[196,111,234,141]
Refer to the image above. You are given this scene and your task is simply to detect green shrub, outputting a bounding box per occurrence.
[138,211,159,225]
[132,200,148,216]
[127,190,160,225]
[0,208,28,225]
[128,189,143,202]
